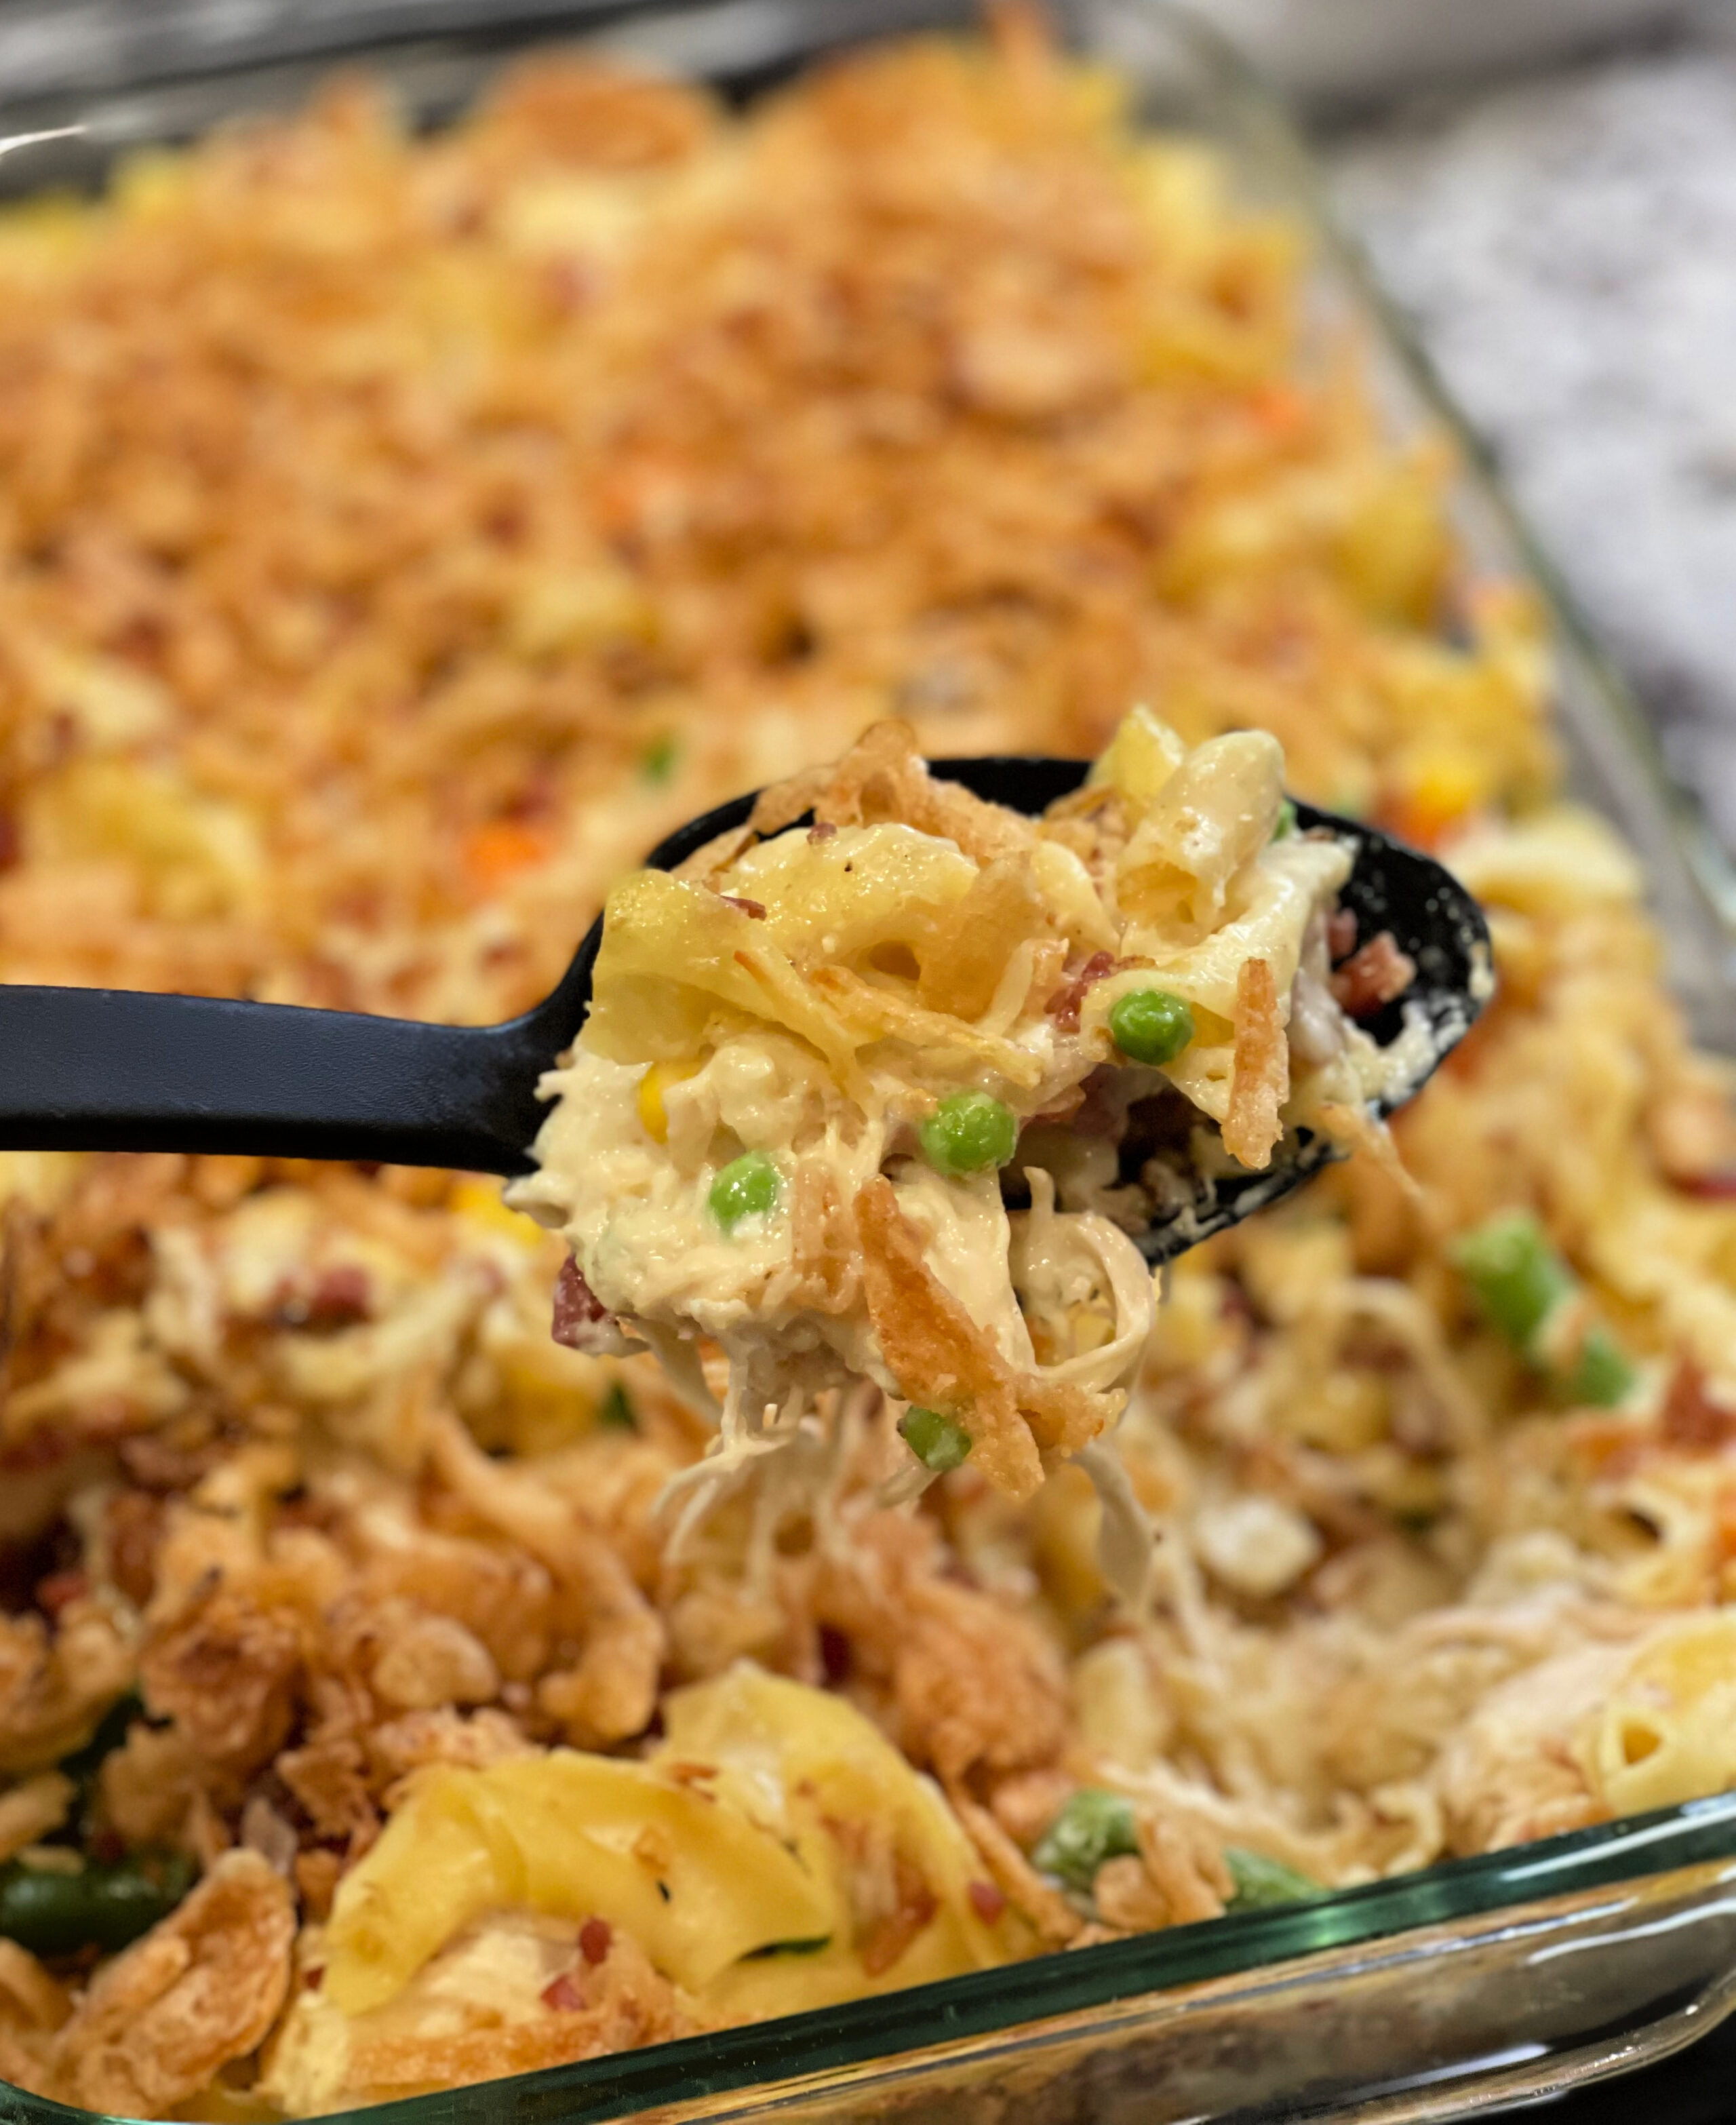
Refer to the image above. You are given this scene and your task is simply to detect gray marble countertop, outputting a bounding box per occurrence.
[1324,20,1736,851]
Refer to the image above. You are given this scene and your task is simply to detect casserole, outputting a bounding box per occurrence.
[0,5,1733,2122]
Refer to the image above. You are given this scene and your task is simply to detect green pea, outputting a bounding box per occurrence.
[1272,797,1298,841]
[640,733,678,784]
[1453,1213,1636,1409]
[1108,988,1195,1068]
[709,1152,780,1231]
[1452,1213,1573,1348]
[898,1406,973,1474]
[919,1091,1018,1177]
[1223,1846,1318,1912]
[0,1849,197,1958]
[597,1381,637,1430]
[1031,1789,1139,1894]
[1566,1325,1638,1411]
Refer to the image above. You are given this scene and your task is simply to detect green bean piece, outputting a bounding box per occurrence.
[1271,798,1298,841]
[1031,1789,1140,1894]
[58,1691,144,1795]
[597,1381,637,1430]
[919,1091,1018,1177]
[709,1152,780,1232]
[1223,1846,1318,1912]
[1107,988,1195,1068]
[0,1849,197,1958]
[897,1406,973,1475]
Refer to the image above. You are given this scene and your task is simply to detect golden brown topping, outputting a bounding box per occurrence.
[1223,957,1288,1171]
[753,723,1031,867]
[0,1771,73,1863]
[949,1792,1080,1948]
[0,1940,68,2101]
[50,1850,295,2119]
[139,1582,302,1779]
[853,1177,1041,1499]
[0,1600,135,1778]
[893,1576,1069,1785]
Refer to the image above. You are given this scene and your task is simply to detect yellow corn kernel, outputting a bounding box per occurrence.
[450,1175,543,1247]
[637,1057,703,1144]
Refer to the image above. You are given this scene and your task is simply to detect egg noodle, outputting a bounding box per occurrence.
[0,15,1732,2119]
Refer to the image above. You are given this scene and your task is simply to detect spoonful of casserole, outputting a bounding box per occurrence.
[506,711,1488,1525]
[0,709,1488,1521]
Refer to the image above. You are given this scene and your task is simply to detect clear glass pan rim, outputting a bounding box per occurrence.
[341,1793,1736,2124]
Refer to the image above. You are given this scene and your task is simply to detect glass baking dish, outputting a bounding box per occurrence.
[0,3,1733,2121]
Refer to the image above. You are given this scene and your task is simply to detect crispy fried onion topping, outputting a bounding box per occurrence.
[750,720,1031,867]
[1224,956,1288,1171]
[50,1850,296,2119]
[647,1173,1154,1592]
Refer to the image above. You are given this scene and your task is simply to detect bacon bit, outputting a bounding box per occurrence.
[552,1257,610,1348]
[37,1570,89,1618]
[3,1428,77,1476]
[719,894,767,920]
[818,1625,852,1685]
[1678,1172,1736,1201]
[1660,1361,1736,1451]
[1330,933,1416,1018]
[1045,950,1116,1033]
[578,1917,612,1966]
[968,1879,1007,1923]
[808,820,837,844]
[540,1971,585,2012]
[1327,908,1358,962]
[304,1264,372,1330]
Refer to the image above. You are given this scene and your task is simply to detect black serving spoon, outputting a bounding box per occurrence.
[0,758,1488,1263]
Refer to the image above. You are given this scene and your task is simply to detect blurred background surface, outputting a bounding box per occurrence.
[1316,2,1736,849]
[0,0,1729,843]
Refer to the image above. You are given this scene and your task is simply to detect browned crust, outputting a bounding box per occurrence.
[1223,956,1288,1171]
[854,1176,1042,1500]
[753,722,1031,867]
[50,1850,296,2118]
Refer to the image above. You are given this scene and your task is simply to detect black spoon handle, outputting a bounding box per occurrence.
[0,985,563,1175]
